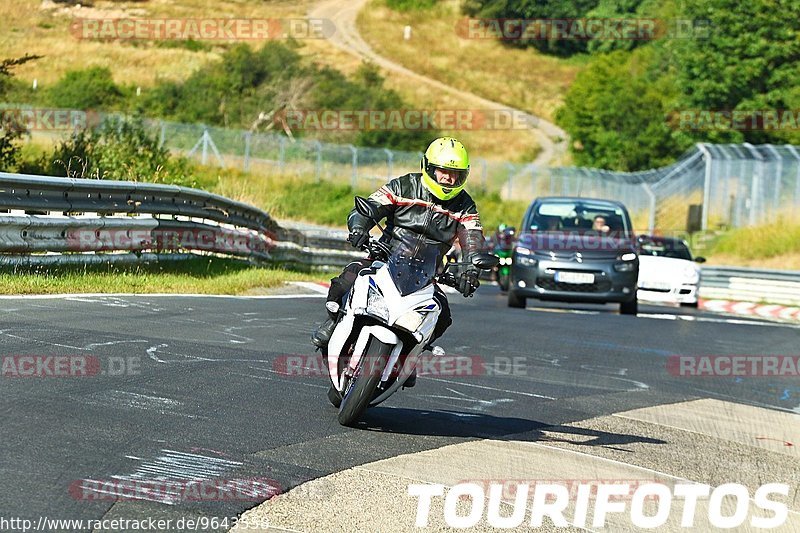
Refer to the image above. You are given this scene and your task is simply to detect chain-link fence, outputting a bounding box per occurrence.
[8,105,799,233]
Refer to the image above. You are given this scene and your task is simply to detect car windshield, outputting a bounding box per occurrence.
[639,240,693,260]
[527,200,632,236]
[386,232,441,296]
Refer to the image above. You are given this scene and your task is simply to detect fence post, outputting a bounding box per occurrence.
[786,145,800,216]
[384,148,394,183]
[506,163,514,199]
[278,136,286,173]
[697,143,713,231]
[348,145,358,189]
[763,144,782,219]
[243,132,252,172]
[742,143,764,226]
[201,127,209,166]
[158,121,166,149]
[641,182,656,234]
[315,141,323,183]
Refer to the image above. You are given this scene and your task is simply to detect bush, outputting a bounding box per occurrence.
[47,67,123,110]
[23,118,199,186]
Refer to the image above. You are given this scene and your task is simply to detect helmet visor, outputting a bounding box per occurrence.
[429,165,469,188]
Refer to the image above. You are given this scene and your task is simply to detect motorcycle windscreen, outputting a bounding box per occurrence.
[387,233,440,296]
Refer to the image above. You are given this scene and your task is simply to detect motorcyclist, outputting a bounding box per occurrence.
[311,137,486,375]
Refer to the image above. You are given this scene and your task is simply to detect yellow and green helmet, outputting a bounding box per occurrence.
[420,137,470,201]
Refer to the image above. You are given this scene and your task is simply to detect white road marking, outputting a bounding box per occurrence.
[424,376,557,400]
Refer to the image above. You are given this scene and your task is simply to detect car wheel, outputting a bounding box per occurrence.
[680,301,699,309]
[620,295,638,315]
[508,290,526,308]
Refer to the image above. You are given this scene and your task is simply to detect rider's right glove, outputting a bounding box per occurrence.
[347,228,369,249]
[457,269,480,298]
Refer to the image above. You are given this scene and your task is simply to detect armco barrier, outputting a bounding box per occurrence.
[0,172,361,268]
[699,266,800,306]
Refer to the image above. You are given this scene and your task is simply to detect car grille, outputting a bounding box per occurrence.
[536,278,612,293]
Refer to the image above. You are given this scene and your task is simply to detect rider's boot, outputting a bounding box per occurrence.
[311,317,335,348]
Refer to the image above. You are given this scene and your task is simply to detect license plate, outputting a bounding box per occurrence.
[640,282,672,291]
[555,271,594,284]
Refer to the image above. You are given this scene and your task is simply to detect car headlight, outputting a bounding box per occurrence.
[620,252,637,261]
[395,311,425,332]
[516,247,532,255]
[683,265,700,284]
[366,286,389,321]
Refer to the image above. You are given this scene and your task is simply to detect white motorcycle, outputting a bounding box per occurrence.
[323,197,498,426]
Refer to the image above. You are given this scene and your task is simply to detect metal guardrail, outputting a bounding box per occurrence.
[700,266,800,306]
[2,172,799,304]
[0,172,361,269]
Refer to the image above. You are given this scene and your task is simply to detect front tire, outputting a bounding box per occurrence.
[508,290,526,308]
[327,385,342,408]
[337,338,390,427]
[620,295,638,315]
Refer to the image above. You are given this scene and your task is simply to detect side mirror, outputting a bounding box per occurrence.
[694,256,706,263]
[472,253,500,270]
[354,196,378,220]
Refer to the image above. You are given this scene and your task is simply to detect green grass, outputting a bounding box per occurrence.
[705,218,800,265]
[0,257,330,295]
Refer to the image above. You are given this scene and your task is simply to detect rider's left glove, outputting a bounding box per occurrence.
[458,269,480,298]
[347,228,369,249]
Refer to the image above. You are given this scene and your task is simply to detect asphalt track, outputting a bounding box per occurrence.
[1,285,798,531]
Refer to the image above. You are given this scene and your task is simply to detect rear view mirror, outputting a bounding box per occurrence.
[354,196,378,220]
[472,253,500,270]
[694,256,707,263]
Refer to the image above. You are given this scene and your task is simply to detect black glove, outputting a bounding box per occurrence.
[457,269,480,297]
[347,228,369,249]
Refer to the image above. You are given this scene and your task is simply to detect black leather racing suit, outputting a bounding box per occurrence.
[327,172,485,341]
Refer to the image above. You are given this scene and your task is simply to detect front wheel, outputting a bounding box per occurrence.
[620,295,638,315]
[508,290,526,308]
[498,272,510,292]
[337,338,390,426]
[327,385,342,408]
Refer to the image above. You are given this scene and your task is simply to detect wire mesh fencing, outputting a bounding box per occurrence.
[8,104,799,233]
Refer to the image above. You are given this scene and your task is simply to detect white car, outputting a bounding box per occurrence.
[636,236,706,308]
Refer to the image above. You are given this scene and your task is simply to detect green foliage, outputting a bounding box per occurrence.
[0,54,41,171]
[463,0,601,56]
[138,42,436,150]
[23,118,199,186]
[385,0,438,11]
[708,218,800,260]
[556,50,689,170]
[666,0,800,145]
[47,66,124,110]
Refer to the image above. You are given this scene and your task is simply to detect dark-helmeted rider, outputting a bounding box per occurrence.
[311,137,486,378]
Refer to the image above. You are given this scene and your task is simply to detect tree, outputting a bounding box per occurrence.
[0,54,42,171]
[48,66,123,110]
[556,50,688,170]
[667,0,800,145]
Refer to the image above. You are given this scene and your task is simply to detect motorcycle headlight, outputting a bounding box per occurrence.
[366,286,389,322]
[395,311,425,333]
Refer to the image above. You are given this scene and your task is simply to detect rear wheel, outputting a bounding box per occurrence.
[508,290,526,308]
[620,294,638,315]
[337,338,390,426]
